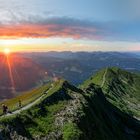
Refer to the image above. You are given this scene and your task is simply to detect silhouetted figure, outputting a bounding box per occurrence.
[2,104,8,115]
[18,100,22,108]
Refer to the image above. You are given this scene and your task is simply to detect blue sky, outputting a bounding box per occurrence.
[1,0,139,21]
[0,0,140,52]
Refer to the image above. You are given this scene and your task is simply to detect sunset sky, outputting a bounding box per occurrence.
[0,0,140,52]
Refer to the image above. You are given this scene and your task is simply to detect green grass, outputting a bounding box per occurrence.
[0,80,71,138]
[0,79,65,116]
[0,83,51,115]
[80,68,106,89]
[62,122,82,140]
[25,100,67,137]
[45,79,65,97]
[0,100,67,138]
[82,67,140,118]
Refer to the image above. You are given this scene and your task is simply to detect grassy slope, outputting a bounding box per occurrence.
[79,85,140,140]
[82,67,140,118]
[0,80,83,139]
[0,84,51,115]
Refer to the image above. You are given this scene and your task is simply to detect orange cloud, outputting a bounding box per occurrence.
[0,23,103,39]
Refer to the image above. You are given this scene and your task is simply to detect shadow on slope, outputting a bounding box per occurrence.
[79,84,140,140]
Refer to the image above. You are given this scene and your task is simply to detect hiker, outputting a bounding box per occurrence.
[18,100,22,108]
[2,104,8,115]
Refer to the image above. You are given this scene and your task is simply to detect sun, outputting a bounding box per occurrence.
[4,48,11,55]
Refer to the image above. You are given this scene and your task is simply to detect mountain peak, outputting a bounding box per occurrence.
[81,67,140,118]
[82,67,137,88]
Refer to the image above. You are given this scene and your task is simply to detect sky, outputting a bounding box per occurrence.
[0,0,140,52]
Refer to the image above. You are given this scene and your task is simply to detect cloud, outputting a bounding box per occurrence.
[0,17,108,40]
[0,17,140,42]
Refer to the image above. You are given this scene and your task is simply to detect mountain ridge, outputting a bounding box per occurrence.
[0,67,139,140]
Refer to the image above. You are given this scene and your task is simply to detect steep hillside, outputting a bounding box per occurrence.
[81,67,140,119]
[0,76,139,140]
[80,85,140,140]
[0,80,85,139]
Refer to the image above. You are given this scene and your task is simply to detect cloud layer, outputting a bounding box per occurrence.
[0,17,107,40]
[0,17,140,42]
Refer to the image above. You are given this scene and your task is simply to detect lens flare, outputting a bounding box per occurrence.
[6,55,16,93]
[4,48,11,55]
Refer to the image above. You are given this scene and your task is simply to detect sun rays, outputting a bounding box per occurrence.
[5,54,16,93]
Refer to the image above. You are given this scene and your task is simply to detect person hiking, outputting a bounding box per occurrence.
[2,104,8,115]
[18,100,22,108]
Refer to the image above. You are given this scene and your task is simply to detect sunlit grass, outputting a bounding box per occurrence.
[0,80,69,137]
[0,84,51,115]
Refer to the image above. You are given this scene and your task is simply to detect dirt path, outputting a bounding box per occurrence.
[101,68,108,88]
[5,95,45,117]
[1,86,53,118]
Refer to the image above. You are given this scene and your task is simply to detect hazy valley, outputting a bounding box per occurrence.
[0,52,140,101]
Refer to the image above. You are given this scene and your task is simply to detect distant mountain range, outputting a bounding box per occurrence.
[0,67,139,140]
[0,51,140,101]
[20,51,140,85]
